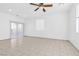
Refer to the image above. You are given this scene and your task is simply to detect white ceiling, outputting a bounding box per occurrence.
[0,3,73,18]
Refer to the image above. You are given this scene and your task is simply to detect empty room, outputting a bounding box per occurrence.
[0,3,79,56]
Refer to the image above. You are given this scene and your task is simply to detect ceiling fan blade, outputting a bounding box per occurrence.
[34,7,39,11]
[30,3,39,6]
[39,3,43,5]
[43,8,46,12]
[43,4,53,7]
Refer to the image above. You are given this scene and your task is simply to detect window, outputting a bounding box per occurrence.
[76,4,79,33]
[76,18,79,32]
[76,4,79,17]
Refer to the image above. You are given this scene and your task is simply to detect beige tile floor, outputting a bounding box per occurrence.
[0,37,79,56]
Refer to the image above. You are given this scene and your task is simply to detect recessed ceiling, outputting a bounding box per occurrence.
[0,3,73,18]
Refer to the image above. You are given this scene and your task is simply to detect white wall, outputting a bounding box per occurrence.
[0,12,24,40]
[24,11,68,40]
[69,4,79,49]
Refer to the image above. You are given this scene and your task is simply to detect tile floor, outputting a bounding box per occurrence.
[0,37,79,56]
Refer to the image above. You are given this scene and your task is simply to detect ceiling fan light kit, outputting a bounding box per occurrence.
[30,3,53,12]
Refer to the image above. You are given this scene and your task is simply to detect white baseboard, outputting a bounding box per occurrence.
[24,35,67,40]
[0,37,10,40]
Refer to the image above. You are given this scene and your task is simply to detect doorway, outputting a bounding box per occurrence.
[10,21,24,48]
[10,22,24,39]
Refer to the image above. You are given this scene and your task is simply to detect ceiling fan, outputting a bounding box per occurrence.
[30,3,53,12]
